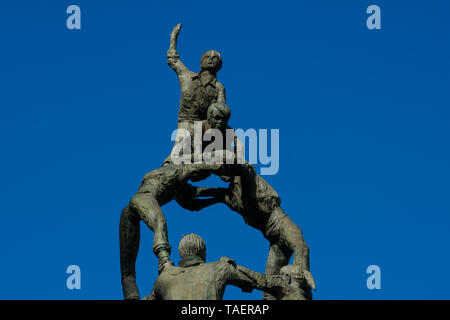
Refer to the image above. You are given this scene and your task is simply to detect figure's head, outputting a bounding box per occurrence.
[200,50,222,73]
[178,233,206,261]
[207,102,231,131]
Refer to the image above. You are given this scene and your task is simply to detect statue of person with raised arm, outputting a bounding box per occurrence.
[165,23,227,164]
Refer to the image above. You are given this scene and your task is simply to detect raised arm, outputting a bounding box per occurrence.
[167,23,189,76]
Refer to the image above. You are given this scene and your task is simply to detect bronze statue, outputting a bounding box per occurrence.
[119,23,315,301]
[166,23,227,164]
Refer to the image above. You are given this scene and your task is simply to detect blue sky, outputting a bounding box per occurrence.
[0,0,449,299]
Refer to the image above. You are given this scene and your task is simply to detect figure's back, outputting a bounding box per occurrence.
[138,165,185,203]
[152,261,225,300]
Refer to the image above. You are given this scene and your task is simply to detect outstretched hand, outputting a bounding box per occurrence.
[169,23,182,52]
[171,23,182,40]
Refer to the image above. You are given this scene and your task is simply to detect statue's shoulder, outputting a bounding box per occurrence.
[213,257,238,279]
[159,266,185,281]
[215,80,224,89]
[179,69,197,83]
[143,164,183,179]
[218,256,236,266]
[142,166,166,179]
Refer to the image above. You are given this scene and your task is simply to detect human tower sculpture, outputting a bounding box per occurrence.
[119,24,315,300]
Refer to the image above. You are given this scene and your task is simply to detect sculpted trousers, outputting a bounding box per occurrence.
[263,213,310,300]
[119,192,170,279]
